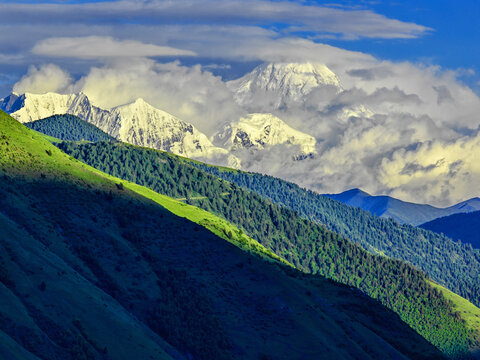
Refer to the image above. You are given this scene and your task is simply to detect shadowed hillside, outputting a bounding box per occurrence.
[421,211,480,249]
[191,162,480,310]
[0,111,454,359]
[55,139,479,357]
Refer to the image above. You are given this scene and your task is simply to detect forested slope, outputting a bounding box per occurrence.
[194,163,480,306]
[25,114,116,142]
[57,140,479,356]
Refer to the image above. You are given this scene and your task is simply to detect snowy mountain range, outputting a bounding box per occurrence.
[1,64,323,166]
[227,62,341,110]
[2,91,233,160]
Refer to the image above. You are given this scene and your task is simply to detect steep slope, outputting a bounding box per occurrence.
[420,211,480,249]
[25,114,116,142]
[430,282,480,336]
[0,110,452,359]
[325,188,480,225]
[215,113,316,157]
[3,92,230,160]
[186,164,480,311]
[227,62,341,109]
[56,140,480,357]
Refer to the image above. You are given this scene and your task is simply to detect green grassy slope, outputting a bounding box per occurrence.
[55,140,479,357]
[0,110,451,359]
[430,282,480,335]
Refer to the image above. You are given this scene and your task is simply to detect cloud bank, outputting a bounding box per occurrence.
[13,60,243,137]
[13,64,73,94]
[32,36,196,59]
[0,0,430,40]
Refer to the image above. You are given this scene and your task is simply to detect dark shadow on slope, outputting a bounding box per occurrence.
[0,172,448,360]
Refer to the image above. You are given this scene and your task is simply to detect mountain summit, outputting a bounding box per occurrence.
[215,113,316,157]
[228,62,341,110]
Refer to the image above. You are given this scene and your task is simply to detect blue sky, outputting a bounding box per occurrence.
[320,1,480,91]
[1,0,478,89]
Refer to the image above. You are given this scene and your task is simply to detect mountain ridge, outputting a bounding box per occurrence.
[324,188,480,225]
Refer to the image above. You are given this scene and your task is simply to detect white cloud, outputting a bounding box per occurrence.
[203,64,232,70]
[0,0,430,40]
[13,64,73,94]
[32,36,196,59]
[217,53,480,206]
[57,59,243,136]
[379,134,480,205]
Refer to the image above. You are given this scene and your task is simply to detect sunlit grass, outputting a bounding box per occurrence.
[430,281,480,334]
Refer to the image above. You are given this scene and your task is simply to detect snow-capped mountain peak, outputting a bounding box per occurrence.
[216,113,316,157]
[228,62,341,110]
[9,92,76,123]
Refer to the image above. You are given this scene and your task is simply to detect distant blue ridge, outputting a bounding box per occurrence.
[323,189,480,226]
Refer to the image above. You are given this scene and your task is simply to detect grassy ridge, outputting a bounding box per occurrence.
[430,282,480,335]
[56,139,478,357]
[128,184,292,267]
[1,110,288,268]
